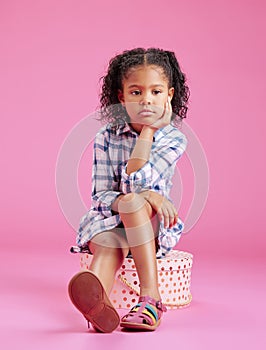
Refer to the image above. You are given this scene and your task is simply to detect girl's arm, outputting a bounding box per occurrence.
[126,126,155,174]
[139,190,178,229]
[111,183,178,229]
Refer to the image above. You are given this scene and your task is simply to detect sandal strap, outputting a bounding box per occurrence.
[138,296,167,313]
[121,296,167,326]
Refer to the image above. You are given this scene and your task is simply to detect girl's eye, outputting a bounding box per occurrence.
[131,90,141,95]
[153,90,162,95]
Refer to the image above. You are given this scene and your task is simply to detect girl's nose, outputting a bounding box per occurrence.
[139,93,152,105]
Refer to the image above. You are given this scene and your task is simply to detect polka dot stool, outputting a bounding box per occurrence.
[80,250,193,310]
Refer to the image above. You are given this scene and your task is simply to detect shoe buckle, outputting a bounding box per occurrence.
[156,300,167,312]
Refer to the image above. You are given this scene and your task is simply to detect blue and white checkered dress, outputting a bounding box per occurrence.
[76,121,187,257]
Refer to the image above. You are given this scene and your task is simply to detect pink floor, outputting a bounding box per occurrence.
[1,248,265,350]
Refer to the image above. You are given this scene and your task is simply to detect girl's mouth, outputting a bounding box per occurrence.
[138,109,154,116]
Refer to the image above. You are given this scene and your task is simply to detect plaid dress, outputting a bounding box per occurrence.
[76,121,187,257]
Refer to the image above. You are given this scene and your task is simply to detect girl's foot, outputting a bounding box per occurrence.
[68,271,120,333]
[120,295,167,331]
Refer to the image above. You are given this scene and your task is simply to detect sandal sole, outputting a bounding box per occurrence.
[68,271,120,333]
[120,319,161,331]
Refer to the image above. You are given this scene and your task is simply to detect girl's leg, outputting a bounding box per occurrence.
[88,230,129,295]
[68,231,129,333]
[118,193,161,301]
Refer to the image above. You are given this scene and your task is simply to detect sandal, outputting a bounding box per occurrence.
[120,296,167,331]
[68,271,120,333]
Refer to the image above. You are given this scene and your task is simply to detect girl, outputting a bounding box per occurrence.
[68,48,190,332]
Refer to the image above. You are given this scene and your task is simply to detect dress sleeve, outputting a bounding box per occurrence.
[121,131,187,194]
[91,131,121,217]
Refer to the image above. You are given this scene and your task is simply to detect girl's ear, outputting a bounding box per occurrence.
[168,87,174,100]
[118,90,125,105]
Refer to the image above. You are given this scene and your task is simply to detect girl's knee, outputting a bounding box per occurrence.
[118,192,151,214]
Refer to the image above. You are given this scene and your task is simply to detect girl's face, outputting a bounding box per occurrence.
[118,65,174,133]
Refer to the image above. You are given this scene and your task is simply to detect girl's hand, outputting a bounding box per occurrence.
[139,191,178,229]
[149,97,172,130]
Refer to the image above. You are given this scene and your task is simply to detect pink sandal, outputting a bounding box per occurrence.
[120,296,167,331]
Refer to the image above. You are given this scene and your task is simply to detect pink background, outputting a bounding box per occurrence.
[1,0,265,349]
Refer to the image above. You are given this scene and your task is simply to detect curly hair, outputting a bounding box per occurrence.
[99,48,190,125]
